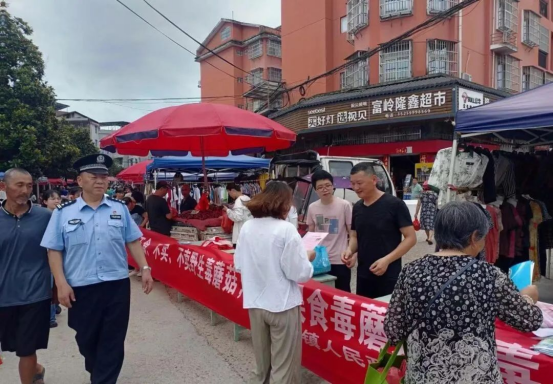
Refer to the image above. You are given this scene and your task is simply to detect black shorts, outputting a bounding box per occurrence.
[0,299,50,357]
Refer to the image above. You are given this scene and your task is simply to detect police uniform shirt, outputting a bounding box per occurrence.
[40,196,143,287]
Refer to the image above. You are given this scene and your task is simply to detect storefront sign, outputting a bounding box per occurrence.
[132,229,553,384]
[304,89,453,130]
[395,146,413,154]
[458,87,491,110]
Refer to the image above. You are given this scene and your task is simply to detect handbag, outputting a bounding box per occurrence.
[412,218,421,231]
[312,245,331,276]
[365,257,479,384]
[221,211,234,234]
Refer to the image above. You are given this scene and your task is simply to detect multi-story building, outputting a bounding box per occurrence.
[270,0,553,193]
[281,0,553,101]
[196,19,282,112]
[56,110,102,148]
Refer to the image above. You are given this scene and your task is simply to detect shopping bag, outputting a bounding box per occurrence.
[312,245,331,276]
[365,340,406,384]
[413,218,421,231]
[221,211,234,234]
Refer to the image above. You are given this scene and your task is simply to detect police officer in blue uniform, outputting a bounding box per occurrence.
[41,154,153,384]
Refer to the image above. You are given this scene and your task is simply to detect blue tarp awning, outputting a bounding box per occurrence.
[147,155,269,173]
[455,82,553,144]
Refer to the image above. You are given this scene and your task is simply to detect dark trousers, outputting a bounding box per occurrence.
[68,279,130,384]
[329,264,351,292]
[356,274,398,299]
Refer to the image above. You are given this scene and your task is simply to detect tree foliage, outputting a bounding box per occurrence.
[0,9,96,177]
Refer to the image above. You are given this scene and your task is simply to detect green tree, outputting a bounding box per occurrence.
[0,8,96,177]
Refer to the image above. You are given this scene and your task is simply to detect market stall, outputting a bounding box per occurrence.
[131,228,553,384]
[146,154,270,243]
[428,83,553,279]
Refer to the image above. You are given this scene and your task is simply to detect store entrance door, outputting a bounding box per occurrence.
[390,155,420,200]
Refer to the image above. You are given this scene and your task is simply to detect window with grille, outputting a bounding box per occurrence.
[267,40,281,57]
[344,59,369,88]
[540,0,548,18]
[539,50,548,69]
[246,68,264,85]
[428,0,458,13]
[497,0,518,32]
[221,26,231,41]
[523,11,540,47]
[248,40,263,59]
[380,0,413,19]
[268,67,282,82]
[540,25,550,53]
[347,0,368,33]
[340,72,347,89]
[236,49,243,56]
[522,66,544,91]
[546,72,553,83]
[380,41,412,82]
[427,40,458,76]
[237,77,243,83]
[495,54,520,92]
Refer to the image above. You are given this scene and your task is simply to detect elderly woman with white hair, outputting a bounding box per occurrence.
[384,201,543,384]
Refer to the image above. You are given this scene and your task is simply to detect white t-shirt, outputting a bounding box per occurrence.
[234,218,313,312]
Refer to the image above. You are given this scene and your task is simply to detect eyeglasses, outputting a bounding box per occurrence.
[316,184,334,191]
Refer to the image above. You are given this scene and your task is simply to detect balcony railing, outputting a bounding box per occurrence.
[380,0,413,19]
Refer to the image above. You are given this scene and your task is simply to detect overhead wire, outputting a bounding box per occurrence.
[274,0,481,102]
[141,0,253,76]
[115,0,239,82]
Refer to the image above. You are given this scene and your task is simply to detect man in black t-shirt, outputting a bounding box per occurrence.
[179,184,197,213]
[342,163,416,299]
[145,182,174,236]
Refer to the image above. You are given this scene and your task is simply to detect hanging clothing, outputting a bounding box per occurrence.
[494,153,516,199]
[477,148,497,204]
[529,201,544,283]
[428,147,489,207]
[485,205,502,264]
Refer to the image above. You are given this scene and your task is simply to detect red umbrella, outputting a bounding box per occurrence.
[116,160,152,183]
[99,103,295,157]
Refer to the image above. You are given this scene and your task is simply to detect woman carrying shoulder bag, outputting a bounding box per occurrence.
[384,201,543,384]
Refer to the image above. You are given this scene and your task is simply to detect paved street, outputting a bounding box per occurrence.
[2,230,551,384]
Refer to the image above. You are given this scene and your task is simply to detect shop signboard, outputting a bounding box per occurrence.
[458,87,491,110]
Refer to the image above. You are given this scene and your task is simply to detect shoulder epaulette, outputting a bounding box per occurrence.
[107,196,125,204]
[56,200,77,210]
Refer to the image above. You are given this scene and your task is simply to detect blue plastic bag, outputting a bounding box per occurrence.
[312,245,331,276]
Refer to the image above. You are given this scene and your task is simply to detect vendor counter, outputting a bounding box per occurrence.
[130,228,553,384]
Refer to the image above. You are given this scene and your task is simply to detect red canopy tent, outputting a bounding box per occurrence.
[116,160,152,183]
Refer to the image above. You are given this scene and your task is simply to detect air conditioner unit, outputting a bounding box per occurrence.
[461,72,472,82]
[197,81,201,88]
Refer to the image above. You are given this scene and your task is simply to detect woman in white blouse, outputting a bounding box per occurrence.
[223,183,252,245]
[235,182,315,384]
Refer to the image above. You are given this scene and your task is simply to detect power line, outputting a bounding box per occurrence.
[141,0,253,77]
[115,0,238,82]
[278,0,481,100]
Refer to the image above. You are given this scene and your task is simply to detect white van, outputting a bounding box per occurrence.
[269,151,395,230]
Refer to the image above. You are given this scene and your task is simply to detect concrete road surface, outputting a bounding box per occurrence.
[0,281,248,384]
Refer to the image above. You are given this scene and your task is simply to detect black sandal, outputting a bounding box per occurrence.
[32,367,45,384]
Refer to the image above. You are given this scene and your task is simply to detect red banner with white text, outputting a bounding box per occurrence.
[131,229,553,384]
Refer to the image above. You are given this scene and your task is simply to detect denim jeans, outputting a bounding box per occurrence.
[50,304,56,323]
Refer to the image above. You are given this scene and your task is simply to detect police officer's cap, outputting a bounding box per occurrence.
[73,154,113,175]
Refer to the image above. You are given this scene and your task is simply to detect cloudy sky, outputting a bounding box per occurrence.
[10,0,281,122]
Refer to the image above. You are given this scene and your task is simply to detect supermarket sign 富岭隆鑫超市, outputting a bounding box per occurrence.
[306,89,453,129]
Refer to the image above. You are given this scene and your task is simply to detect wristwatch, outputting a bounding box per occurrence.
[141,266,152,273]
